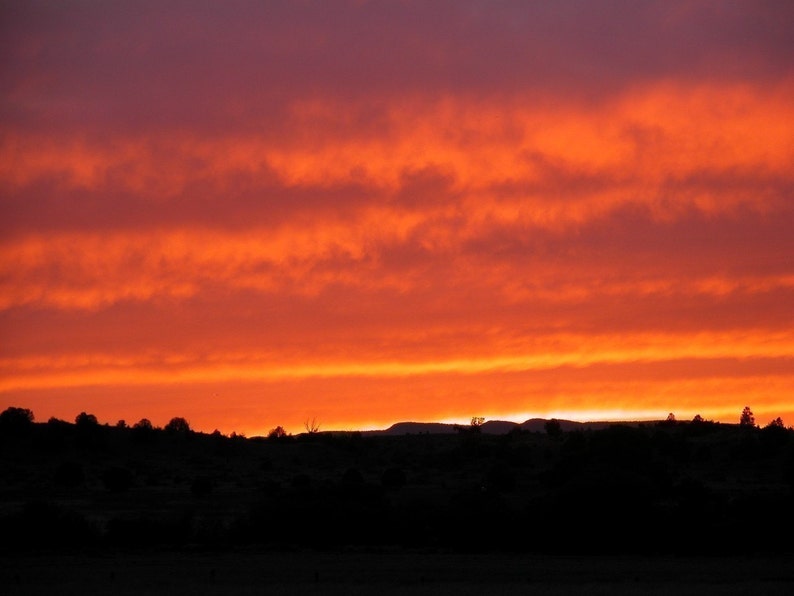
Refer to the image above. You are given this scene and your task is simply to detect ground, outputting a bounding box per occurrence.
[4,550,794,596]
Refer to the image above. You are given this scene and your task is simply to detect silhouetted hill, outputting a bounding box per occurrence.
[366,417,630,435]
[1,408,793,557]
[518,418,615,432]
[481,420,519,434]
[368,421,456,435]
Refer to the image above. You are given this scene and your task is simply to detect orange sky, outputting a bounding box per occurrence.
[2,1,793,435]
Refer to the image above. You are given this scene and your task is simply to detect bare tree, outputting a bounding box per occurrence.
[304,418,321,434]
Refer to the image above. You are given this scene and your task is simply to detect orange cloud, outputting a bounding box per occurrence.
[3,2,793,438]
[3,329,793,392]
[2,223,792,314]
[4,82,792,206]
[2,81,793,433]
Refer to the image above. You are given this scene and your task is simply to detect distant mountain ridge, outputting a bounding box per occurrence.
[362,417,647,436]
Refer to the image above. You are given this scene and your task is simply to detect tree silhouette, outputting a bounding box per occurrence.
[131,418,155,442]
[11,501,98,548]
[0,407,34,435]
[53,461,85,487]
[381,467,407,490]
[133,418,153,431]
[73,411,102,447]
[342,467,363,485]
[164,417,191,434]
[544,418,563,438]
[760,417,790,451]
[75,412,98,427]
[453,417,485,436]
[101,466,134,492]
[740,406,756,428]
[191,476,214,497]
[268,426,288,439]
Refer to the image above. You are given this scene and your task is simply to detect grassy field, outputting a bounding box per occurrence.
[4,550,794,596]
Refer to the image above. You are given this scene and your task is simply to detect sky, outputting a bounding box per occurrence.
[1,0,793,436]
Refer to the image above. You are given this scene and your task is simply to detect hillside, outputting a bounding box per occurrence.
[1,410,793,556]
[366,418,616,436]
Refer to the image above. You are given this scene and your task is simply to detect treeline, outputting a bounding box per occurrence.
[1,406,793,555]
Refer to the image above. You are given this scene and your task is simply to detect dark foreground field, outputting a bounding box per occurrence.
[2,410,793,594]
[4,550,794,596]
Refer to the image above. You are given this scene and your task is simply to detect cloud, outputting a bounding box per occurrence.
[3,83,792,237]
[4,2,793,134]
[2,1,793,432]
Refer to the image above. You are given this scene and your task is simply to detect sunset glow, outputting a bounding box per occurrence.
[2,1,793,435]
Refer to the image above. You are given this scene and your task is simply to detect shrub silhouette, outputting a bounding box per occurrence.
[674,477,716,519]
[759,421,791,453]
[291,473,312,490]
[485,461,516,493]
[590,424,651,468]
[544,418,562,438]
[267,426,289,440]
[535,464,659,554]
[191,476,214,497]
[381,467,407,490]
[105,514,192,547]
[53,461,85,487]
[342,467,364,485]
[101,466,134,492]
[3,409,794,555]
[1,501,97,551]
